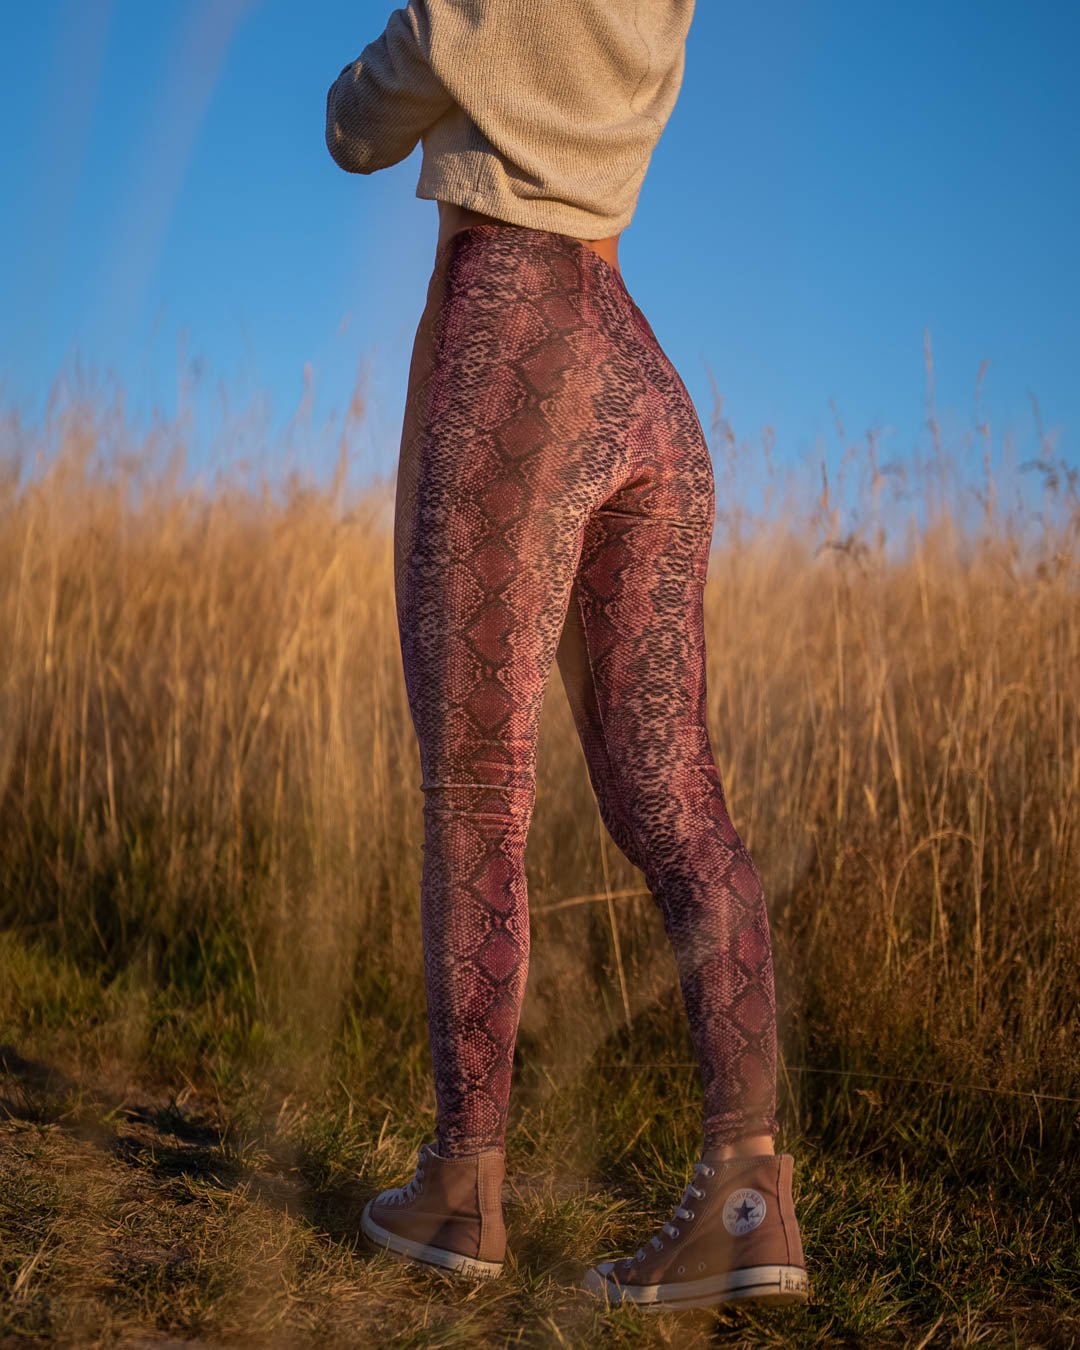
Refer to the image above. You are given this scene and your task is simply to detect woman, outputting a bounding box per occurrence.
[325,0,809,1310]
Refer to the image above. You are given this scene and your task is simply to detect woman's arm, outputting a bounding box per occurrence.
[325,2,455,175]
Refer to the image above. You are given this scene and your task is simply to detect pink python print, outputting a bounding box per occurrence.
[394,222,779,1158]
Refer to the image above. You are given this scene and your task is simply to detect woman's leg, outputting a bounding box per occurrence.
[392,226,647,1158]
[555,311,780,1153]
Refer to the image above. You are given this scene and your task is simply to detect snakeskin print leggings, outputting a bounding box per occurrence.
[393,222,779,1159]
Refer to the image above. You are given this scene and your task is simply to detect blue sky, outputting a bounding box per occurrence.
[2,0,1077,513]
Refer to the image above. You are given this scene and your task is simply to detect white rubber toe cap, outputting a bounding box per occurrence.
[581,1265,619,1301]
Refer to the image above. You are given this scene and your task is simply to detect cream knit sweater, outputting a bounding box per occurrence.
[325,1,696,238]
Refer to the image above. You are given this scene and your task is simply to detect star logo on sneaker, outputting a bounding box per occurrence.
[722,1186,766,1235]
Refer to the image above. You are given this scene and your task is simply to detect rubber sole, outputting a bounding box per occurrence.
[581,1261,810,1310]
[360,1200,504,1280]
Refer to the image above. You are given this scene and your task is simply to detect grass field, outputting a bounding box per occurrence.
[1,374,1077,1347]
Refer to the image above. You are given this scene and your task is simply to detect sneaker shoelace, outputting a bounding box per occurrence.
[622,1160,716,1266]
[390,1144,431,1204]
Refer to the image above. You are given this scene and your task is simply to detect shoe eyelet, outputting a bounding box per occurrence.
[671,1228,680,1238]
[677,1265,685,1275]
[686,1211,695,1221]
[698,1261,705,1272]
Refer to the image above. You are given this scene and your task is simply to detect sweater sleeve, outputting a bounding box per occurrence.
[325,3,455,175]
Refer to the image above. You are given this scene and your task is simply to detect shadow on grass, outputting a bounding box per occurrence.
[0,1042,382,1255]
[0,1042,590,1287]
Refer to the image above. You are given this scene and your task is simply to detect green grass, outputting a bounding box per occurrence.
[1,932,1076,1347]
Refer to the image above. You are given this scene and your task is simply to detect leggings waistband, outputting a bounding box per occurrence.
[431,220,637,325]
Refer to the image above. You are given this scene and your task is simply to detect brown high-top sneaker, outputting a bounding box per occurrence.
[360,1140,506,1279]
[581,1151,809,1310]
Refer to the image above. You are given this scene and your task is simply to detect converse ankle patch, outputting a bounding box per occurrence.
[721,1186,766,1236]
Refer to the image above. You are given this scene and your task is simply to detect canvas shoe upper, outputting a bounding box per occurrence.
[582,1151,809,1309]
[360,1139,507,1279]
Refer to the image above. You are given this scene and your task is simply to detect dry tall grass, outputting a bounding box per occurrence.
[1,359,1077,1343]
[1,367,1077,1124]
